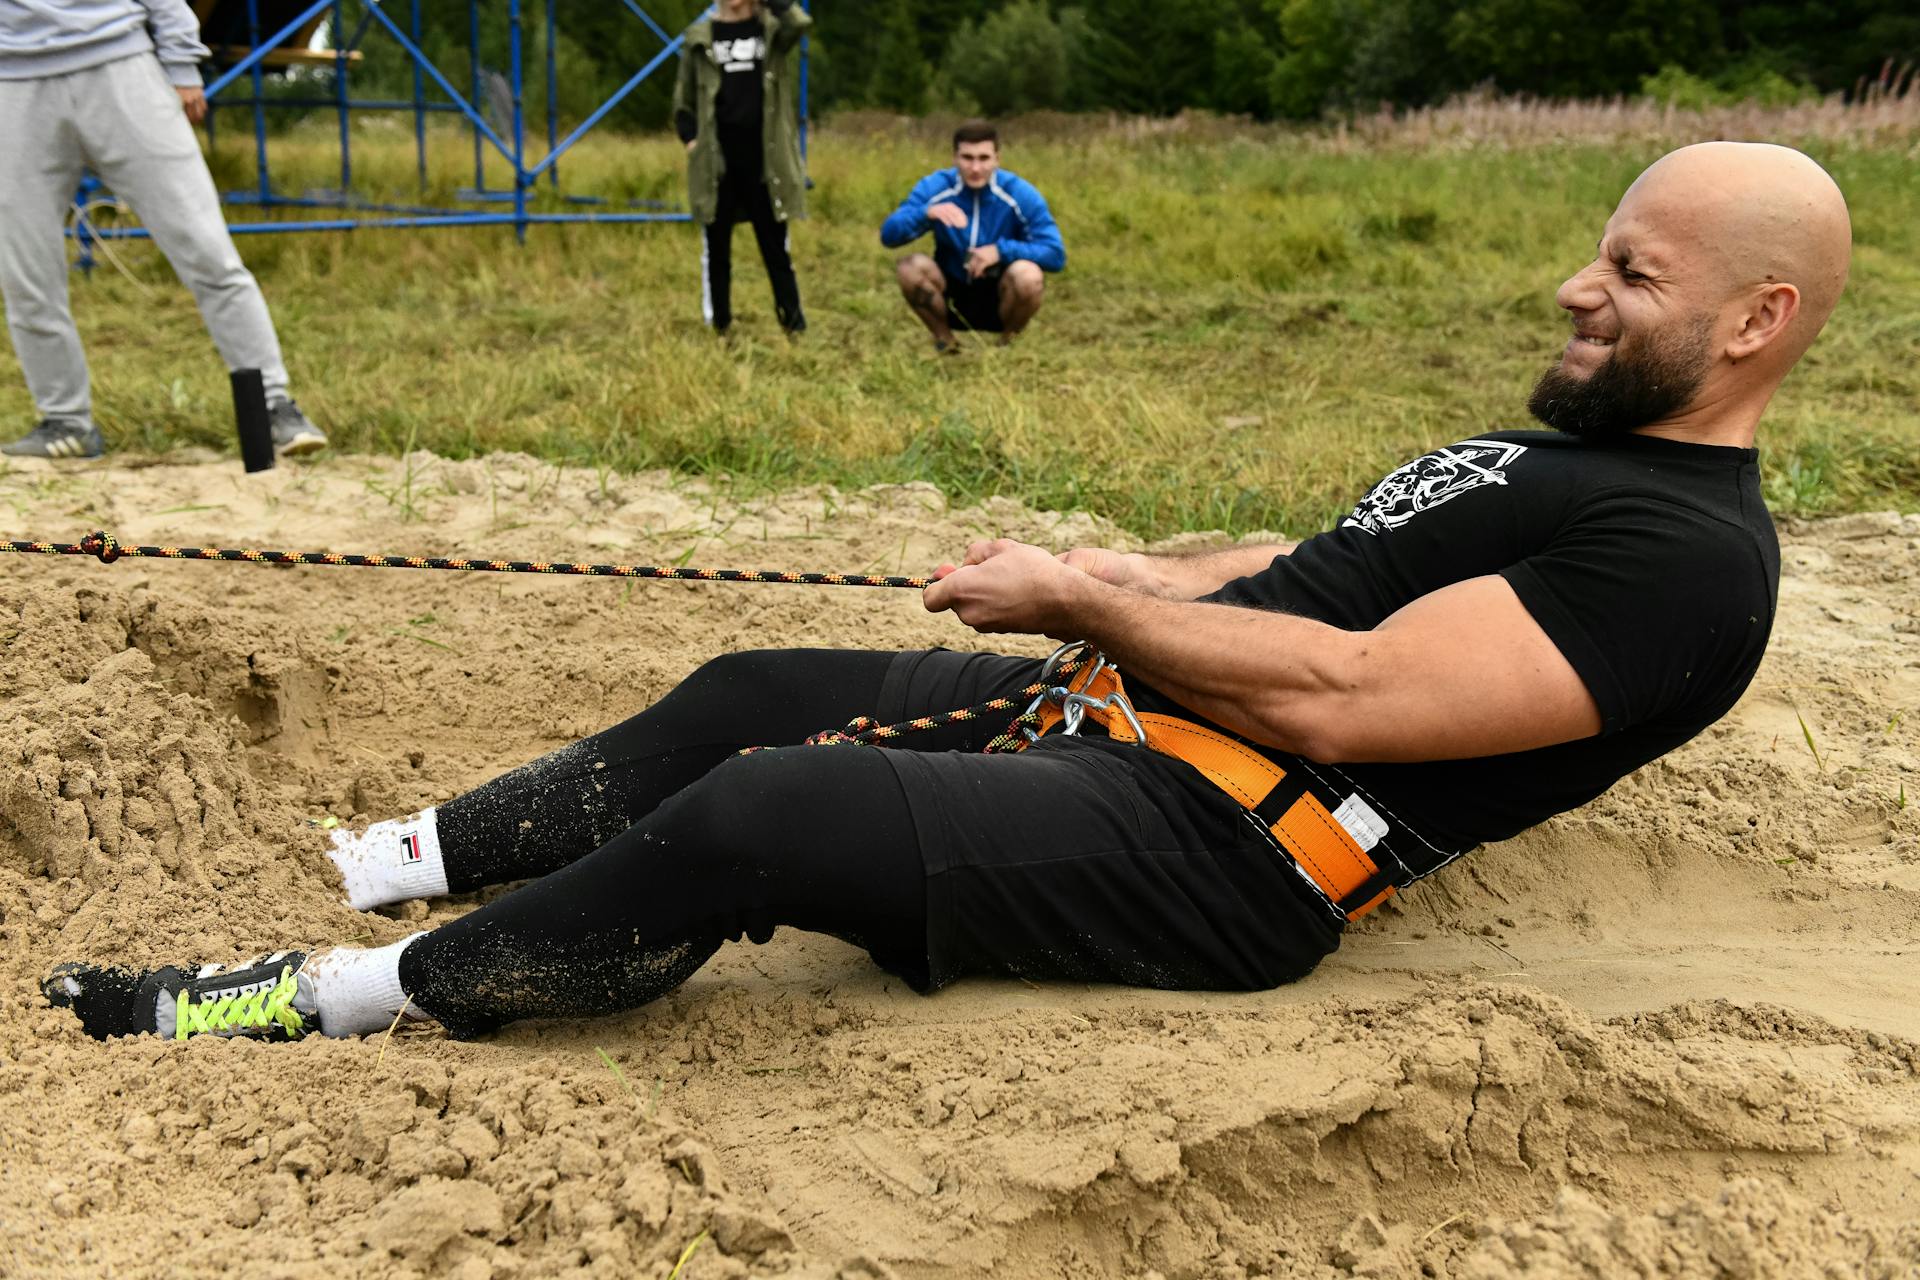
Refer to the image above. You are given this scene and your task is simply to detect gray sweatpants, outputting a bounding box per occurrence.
[0,53,288,424]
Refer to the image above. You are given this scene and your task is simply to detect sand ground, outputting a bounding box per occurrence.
[1,451,1916,1279]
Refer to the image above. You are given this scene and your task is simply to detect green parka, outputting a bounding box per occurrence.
[672,2,811,226]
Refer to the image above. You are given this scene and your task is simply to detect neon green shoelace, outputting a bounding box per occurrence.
[173,965,307,1040]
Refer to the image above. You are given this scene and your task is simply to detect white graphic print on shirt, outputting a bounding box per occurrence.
[714,36,765,72]
[1341,439,1529,535]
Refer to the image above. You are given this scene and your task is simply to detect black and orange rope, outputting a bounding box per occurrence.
[1,531,935,590]
[4,529,1078,753]
[757,657,1086,757]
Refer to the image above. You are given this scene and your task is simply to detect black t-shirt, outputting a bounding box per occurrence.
[1136,430,1779,858]
[709,18,764,164]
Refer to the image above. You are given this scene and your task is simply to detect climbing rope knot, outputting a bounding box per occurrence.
[81,531,121,564]
[803,717,880,747]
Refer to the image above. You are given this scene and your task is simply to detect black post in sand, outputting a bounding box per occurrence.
[232,368,274,473]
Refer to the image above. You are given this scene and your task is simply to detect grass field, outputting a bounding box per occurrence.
[10,101,1918,540]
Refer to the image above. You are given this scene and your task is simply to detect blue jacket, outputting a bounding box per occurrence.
[880,168,1066,281]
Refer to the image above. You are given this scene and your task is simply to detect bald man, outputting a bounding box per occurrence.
[48,144,1851,1046]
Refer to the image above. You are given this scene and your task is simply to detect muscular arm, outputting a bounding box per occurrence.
[924,542,1601,763]
[1073,542,1296,600]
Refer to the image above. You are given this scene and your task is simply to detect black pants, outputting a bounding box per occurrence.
[399,649,1342,1035]
[703,166,803,333]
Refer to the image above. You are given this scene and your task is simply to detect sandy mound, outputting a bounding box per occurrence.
[1,454,1915,1278]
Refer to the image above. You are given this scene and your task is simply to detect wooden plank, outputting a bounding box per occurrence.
[206,44,364,68]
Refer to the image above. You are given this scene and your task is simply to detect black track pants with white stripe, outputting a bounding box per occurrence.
[702,175,804,333]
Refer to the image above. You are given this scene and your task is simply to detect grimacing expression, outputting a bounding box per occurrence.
[1529,199,1724,439]
[1527,312,1716,439]
[955,141,999,189]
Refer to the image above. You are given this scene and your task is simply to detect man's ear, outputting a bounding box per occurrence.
[1727,282,1800,361]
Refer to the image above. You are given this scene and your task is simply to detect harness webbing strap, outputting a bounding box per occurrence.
[1269,790,1396,920]
[1250,770,1311,830]
[1021,654,1399,922]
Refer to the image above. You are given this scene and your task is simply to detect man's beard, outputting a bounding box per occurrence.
[1527,316,1714,439]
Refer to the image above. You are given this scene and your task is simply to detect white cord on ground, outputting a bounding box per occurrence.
[65,197,157,296]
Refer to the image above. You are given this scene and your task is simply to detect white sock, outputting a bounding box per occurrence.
[326,808,449,910]
[305,934,429,1038]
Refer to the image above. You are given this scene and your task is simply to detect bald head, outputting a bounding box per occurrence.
[1622,142,1851,359]
[1533,142,1852,446]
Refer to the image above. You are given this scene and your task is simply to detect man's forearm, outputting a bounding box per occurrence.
[1129,543,1295,600]
[880,204,930,247]
[1061,574,1349,757]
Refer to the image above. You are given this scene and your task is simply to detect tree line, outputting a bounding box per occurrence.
[347,0,1918,128]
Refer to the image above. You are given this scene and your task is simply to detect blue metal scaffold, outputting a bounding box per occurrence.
[74,0,811,261]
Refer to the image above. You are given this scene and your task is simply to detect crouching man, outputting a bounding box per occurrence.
[881,121,1065,351]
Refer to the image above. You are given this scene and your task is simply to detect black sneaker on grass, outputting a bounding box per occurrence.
[45,952,314,1042]
[2,418,104,459]
[267,399,327,457]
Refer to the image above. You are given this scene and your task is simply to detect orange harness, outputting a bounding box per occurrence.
[1025,648,1398,921]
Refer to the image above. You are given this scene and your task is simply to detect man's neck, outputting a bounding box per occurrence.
[1635,373,1779,450]
[1631,421,1755,449]
[717,0,755,19]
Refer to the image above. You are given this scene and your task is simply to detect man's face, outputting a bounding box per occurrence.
[955,141,999,190]
[1528,200,1721,439]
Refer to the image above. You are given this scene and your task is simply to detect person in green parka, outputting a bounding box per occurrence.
[672,0,810,336]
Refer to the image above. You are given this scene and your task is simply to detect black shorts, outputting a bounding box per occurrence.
[945,268,1006,332]
[870,649,1344,990]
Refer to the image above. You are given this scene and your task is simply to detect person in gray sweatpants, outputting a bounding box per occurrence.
[0,0,324,459]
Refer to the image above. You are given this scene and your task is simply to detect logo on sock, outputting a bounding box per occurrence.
[400,832,423,864]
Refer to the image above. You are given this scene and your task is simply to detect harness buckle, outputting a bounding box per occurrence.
[1018,642,1148,746]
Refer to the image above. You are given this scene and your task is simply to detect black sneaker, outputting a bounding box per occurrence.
[267,399,327,457]
[2,418,105,459]
[45,952,313,1042]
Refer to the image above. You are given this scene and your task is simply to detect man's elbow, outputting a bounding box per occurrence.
[1246,663,1368,762]
[1253,702,1351,763]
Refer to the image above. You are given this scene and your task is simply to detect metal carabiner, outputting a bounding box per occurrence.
[1101,689,1148,745]
[1055,689,1148,744]
[1036,639,1093,685]
[1019,641,1094,741]
[1058,691,1088,736]
[1017,639,1150,746]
